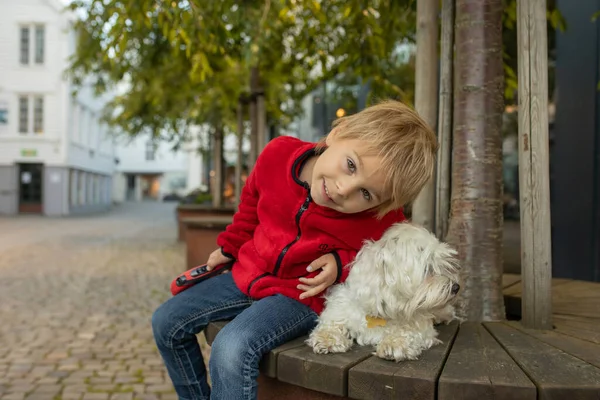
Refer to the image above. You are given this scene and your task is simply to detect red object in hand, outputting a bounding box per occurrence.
[170,262,234,296]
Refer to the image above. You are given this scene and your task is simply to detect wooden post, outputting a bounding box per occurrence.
[248,67,260,171]
[517,0,553,329]
[435,0,454,240]
[211,127,224,208]
[257,93,267,153]
[235,98,244,210]
[411,0,439,232]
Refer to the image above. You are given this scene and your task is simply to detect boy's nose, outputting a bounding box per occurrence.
[336,178,355,198]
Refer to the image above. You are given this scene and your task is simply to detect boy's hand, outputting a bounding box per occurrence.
[206,248,233,271]
[297,254,338,299]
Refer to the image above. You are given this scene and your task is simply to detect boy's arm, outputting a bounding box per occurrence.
[216,170,260,260]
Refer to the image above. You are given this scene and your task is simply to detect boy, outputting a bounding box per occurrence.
[152,100,438,400]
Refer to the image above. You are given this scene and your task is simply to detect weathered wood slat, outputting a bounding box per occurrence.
[506,321,600,369]
[553,315,600,345]
[260,336,308,378]
[347,322,458,400]
[438,322,536,400]
[502,277,571,297]
[517,0,553,330]
[502,273,522,289]
[277,343,374,397]
[551,281,600,319]
[204,320,228,345]
[485,322,600,399]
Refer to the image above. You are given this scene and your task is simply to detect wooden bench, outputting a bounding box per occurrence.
[203,274,600,399]
[176,205,235,242]
[181,216,233,269]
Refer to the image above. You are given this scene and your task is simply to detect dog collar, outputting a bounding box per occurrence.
[366,315,387,328]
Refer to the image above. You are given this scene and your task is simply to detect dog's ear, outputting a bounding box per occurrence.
[426,243,460,277]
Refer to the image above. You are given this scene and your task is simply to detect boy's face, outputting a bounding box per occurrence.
[310,135,389,214]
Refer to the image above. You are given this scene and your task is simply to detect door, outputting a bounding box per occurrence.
[18,163,43,214]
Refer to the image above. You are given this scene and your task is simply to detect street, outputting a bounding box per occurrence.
[0,202,189,400]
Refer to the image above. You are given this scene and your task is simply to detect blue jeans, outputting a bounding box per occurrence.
[152,273,318,400]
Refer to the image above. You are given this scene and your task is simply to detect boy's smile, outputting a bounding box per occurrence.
[300,136,390,214]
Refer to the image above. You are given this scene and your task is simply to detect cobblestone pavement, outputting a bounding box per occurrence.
[0,202,200,400]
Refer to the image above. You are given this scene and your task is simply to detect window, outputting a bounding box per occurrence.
[34,26,44,64]
[19,25,44,65]
[20,27,29,64]
[18,95,44,134]
[19,96,28,133]
[145,140,155,161]
[33,97,43,133]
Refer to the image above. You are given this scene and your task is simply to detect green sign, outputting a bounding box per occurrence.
[20,149,37,157]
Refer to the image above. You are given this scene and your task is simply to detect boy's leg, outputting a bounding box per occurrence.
[208,294,318,400]
[152,273,252,400]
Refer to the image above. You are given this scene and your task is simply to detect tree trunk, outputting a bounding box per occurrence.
[411,0,439,233]
[445,0,505,321]
[211,126,224,208]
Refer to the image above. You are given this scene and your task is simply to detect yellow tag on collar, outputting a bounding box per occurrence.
[366,315,387,328]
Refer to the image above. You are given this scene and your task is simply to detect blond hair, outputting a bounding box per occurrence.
[317,100,438,217]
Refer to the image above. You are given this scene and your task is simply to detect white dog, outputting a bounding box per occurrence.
[307,222,461,362]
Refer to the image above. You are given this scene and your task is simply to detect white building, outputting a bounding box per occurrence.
[0,0,117,216]
[112,134,190,203]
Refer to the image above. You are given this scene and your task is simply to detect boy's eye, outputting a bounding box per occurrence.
[361,188,371,201]
[347,158,356,172]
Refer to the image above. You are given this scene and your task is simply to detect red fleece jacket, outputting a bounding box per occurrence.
[217,136,406,314]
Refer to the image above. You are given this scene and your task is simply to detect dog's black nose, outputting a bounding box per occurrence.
[451,283,460,295]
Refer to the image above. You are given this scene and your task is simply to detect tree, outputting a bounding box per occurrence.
[445,0,506,321]
[66,0,417,140]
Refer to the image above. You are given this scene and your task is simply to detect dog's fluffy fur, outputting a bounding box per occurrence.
[307,222,461,362]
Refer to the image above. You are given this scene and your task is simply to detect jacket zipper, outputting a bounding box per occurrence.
[247,193,312,294]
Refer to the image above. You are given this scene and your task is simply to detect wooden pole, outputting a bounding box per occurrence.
[517,0,553,329]
[411,0,439,232]
[257,93,267,153]
[248,67,260,171]
[235,98,244,210]
[435,0,454,240]
[211,127,224,208]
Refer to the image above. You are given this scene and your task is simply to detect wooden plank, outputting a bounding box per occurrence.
[517,0,553,329]
[486,322,600,399]
[260,336,307,378]
[411,0,439,231]
[438,322,535,399]
[181,215,233,229]
[277,343,374,397]
[205,320,228,345]
[551,281,600,319]
[553,315,600,345]
[502,273,522,289]
[502,277,570,297]
[506,321,600,369]
[434,0,454,239]
[347,322,458,400]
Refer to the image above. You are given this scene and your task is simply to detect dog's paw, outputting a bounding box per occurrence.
[374,337,442,362]
[307,326,353,354]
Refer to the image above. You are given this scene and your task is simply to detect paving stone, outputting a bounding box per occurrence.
[0,204,184,400]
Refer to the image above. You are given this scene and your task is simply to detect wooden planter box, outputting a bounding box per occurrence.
[181,216,233,269]
[176,204,235,242]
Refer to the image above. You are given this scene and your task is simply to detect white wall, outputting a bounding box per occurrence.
[0,0,70,165]
[0,0,116,178]
[115,134,188,173]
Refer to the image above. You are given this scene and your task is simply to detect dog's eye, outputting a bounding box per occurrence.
[451,283,460,295]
